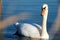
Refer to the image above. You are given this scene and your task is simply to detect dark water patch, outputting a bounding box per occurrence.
[53,30,60,40]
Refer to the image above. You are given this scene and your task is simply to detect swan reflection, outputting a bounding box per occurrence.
[21,36,49,40]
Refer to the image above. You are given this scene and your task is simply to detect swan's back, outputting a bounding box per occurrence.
[20,23,41,38]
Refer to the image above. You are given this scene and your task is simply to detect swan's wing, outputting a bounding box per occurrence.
[33,23,42,30]
[20,23,40,38]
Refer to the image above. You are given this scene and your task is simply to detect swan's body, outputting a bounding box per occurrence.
[20,23,41,38]
[15,4,49,39]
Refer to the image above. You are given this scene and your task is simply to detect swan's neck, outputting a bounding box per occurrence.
[42,12,48,32]
[41,11,49,39]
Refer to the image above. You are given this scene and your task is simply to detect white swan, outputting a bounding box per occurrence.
[40,4,49,39]
[15,4,49,39]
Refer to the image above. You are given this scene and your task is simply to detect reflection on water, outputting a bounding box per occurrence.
[20,36,49,40]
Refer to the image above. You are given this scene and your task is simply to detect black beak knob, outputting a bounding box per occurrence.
[41,14,42,16]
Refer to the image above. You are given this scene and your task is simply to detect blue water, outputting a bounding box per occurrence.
[2,0,58,40]
[2,0,58,23]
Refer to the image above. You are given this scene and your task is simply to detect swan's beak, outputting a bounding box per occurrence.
[41,7,46,16]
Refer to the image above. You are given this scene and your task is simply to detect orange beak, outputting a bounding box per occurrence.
[41,8,45,16]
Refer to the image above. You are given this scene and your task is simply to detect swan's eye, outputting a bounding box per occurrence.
[41,7,46,16]
[43,7,46,10]
[42,7,46,11]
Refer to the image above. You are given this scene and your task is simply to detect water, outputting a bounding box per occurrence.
[19,36,49,40]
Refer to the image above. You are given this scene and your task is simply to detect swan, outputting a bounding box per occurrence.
[15,4,49,39]
[40,4,49,39]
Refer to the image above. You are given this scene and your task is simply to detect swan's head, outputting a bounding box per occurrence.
[41,4,48,16]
